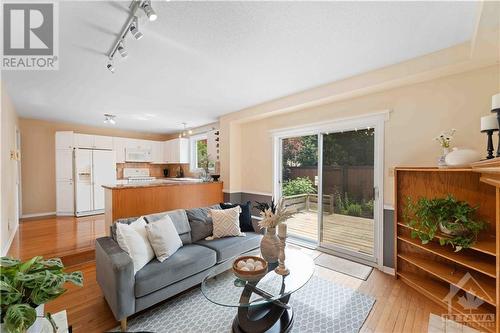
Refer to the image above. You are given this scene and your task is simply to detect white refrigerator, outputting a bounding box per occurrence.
[74,148,116,216]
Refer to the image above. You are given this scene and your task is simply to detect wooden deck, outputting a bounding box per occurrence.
[286,211,374,255]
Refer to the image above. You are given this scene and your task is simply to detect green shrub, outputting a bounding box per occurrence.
[282,177,316,196]
[346,203,362,217]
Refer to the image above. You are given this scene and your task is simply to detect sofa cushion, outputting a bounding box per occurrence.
[134,244,216,298]
[186,205,221,242]
[144,209,192,244]
[195,232,261,263]
[220,201,254,232]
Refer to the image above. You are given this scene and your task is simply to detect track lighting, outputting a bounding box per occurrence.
[104,114,117,125]
[105,0,158,73]
[117,42,128,58]
[130,18,143,40]
[106,62,115,73]
[141,1,157,22]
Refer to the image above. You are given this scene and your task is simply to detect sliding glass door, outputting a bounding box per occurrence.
[274,114,384,264]
[319,128,376,261]
[280,135,318,243]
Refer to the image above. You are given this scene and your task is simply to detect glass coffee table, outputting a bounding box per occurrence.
[201,249,314,333]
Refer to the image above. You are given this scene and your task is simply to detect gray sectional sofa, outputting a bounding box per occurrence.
[95,204,262,330]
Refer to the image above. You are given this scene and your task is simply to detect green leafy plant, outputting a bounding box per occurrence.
[282,177,316,197]
[334,192,365,217]
[403,195,486,252]
[0,256,83,333]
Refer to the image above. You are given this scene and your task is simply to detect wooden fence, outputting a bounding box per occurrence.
[283,193,334,214]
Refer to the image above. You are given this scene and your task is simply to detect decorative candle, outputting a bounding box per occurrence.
[481,115,499,132]
[492,93,500,111]
[278,223,287,238]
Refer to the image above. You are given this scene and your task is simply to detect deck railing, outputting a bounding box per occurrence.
[283,193,334,214]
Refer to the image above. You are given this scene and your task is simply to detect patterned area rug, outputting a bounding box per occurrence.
[117,275,375,333]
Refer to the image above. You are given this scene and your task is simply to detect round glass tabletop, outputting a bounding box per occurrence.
[201,248,314,308]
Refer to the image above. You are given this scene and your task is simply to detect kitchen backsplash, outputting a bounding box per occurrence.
[116,163,197,179]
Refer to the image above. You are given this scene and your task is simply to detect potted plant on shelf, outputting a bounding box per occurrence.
[403,195,486,252]
[0,256,83,333]
[254,198,294,263]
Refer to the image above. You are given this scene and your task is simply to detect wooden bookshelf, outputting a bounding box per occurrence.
[395,161,500,332]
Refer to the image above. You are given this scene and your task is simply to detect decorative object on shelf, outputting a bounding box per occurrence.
[444,148,481,167]
[255,198,294,263]
[403,195,486,252]
[232,256,268,282]
[275,223,290,276]
[0,256,83,333]
[490,93,500,156]
[211,174,220,182]
[434,129,456,167]
[481,115,499,159]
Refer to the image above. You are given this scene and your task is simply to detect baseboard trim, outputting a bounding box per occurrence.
[380,266,395,276]
[2,223,19,256]
[223,189,273,197]
[383,204,394,210]
[20,211,56,220]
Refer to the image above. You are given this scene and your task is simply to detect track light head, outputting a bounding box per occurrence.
[104,114,117,124]
[106,62,115,73]
[130,18,143,40]
[117,42,128,58]
[142,1,157,21]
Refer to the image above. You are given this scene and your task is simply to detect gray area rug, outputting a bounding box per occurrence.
[117,275,375,333]
[314,254,373,280]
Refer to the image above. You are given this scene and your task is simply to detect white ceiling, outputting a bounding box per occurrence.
[2,1,478,133]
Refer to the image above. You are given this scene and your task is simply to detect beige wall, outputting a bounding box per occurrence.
[19,118,172,216]
[232,65,500,205]
[1,85,20,254]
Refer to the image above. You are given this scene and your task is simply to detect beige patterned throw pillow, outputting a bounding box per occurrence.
[207,206,245,239]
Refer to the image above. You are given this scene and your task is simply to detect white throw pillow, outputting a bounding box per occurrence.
[116,217,155,274]
[207,206,245,240]
[145,215,183,262]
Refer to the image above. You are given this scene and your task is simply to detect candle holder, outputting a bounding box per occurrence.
[482,129,497,159]
[491,97,500,157]
[274,233,289,276]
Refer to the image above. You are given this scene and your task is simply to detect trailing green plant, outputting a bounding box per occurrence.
[403,195,486,252]
[282,177,316,197]
[0,256,83,332]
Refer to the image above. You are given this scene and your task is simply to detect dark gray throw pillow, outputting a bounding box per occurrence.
[186,205,221,242]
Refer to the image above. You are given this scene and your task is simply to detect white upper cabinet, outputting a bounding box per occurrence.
[93,135,113,150]
[151,141,165,164]
[74,133,113,149]
[113,137,126,163]
[164,138,189,164]
[55,131,74,149]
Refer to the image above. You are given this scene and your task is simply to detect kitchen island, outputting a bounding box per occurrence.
[102,180,223,234]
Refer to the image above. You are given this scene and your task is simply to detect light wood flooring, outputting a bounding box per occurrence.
[287,211,374,255]
[7,215,450,333]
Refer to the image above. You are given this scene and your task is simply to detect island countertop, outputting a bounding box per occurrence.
[103,180,224,234]
[102,179,221,190]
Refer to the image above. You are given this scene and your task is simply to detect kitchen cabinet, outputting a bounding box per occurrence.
[151,141,165,164]
[56,149,73,181]
[56,180,74,216]
[55,131,74,149]
[113,137,126,163]
[74,133,113,149]
[164,138,189,164]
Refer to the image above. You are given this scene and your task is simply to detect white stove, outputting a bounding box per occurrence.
[123,168,156,184]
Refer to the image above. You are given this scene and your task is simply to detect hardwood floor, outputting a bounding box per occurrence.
[7,216,449,333]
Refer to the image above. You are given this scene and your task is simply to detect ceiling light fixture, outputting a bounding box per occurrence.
[117,41,128,58]
[105,0,158,72]
[180,123,192,137]
[104,114,117,125]
[129,18,143,40]
[141,1,157,21]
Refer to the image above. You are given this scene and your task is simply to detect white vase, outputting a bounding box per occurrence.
[437,147,450,167]
[1,304,44,333]
[260,227,280,263]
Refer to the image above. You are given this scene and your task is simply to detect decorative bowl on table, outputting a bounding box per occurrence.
[232,256,268,282]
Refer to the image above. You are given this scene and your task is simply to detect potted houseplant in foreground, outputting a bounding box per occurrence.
[0,256,83,333]
[403,195,485,252]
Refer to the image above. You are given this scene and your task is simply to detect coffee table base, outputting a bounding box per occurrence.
[232,296,294,333]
